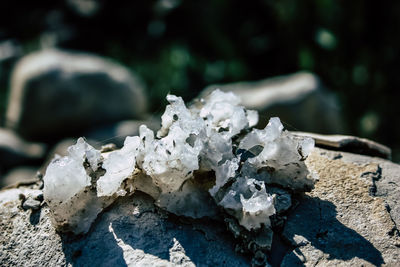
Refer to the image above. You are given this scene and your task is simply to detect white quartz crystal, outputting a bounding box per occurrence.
[209,157,239,197]
[158,95,204,138]
[96,136,141,197]
[198,89,252,138]
[239,180,275,230]
[237,117,316,190]
[140,125,202,193]
[43,89,316,237]
[44,137,98,203]
[218,176,275,230]
[43,138,109,234]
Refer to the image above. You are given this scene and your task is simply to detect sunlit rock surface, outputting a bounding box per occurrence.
[43,89,316,255]
[3,147,400,266]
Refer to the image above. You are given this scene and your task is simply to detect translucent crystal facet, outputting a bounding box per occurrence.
[97,136,141,197]
[43,89,316,237]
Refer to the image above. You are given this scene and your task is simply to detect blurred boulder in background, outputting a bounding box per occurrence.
[0,128,46,170]
[5,49,148,141]
[0,39,22,122]
[292,131,392,160]
[201,72,346,134]
[37,138,81,176]
[0,166,38,188]
[84,116,161,148]
[45,138,77,158]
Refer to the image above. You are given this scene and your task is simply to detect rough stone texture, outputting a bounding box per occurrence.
[1,147,400,266]
[0,128,46,169]
[6,49,148,140]
[0,188,249,266]
[201,72,346,134]
[338,151,400,238]
[281,148,400,266]
[0,188,65,266]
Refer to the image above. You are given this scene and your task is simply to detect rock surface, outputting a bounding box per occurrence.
[1,147,399,266]
[201,72,346,134]
[0,189,248,266]
[281,148,400,266]
[5,49,148,140]
[293,131,392,159]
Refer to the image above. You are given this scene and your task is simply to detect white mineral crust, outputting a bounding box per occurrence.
[43,137,109,234]
[97,136,141,197]
[43,89,316,236]
[44,137,99,203]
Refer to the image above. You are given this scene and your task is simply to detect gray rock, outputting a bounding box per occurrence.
[22,196,41,210]
[0,188,249,266]
[46,138,77,158]
[374,161,400,238]
[0,128,46,169]
[0,40,22,120]
[280,148,400,266]
[85,116,161,147]
[201,72,346,134]
[0,188,65,266]
[337,151,400,235]
[0,39,22,62]
[2,146,400,266]
[292,131,391,159]
[6,49,148,140]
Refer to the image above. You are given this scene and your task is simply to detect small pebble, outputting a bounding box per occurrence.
[22,197,41,211]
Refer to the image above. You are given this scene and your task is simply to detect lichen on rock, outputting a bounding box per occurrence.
[43,89,317,256]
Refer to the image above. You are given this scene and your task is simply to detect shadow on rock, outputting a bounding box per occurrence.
[58,192,249,266]
[110,194,249,266]
[60,225,127,267]
[282,195,384,266]
[29,209,41,225]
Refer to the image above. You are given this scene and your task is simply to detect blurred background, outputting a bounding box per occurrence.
[0,0,399,187]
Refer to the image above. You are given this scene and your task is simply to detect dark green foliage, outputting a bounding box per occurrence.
[0,0,399,160]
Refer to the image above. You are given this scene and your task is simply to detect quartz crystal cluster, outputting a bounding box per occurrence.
[43,89,317,253]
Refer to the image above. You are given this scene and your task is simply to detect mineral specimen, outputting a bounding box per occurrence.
[43,89,317,254]
[43,137,114,233]
[96,136,140,197]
